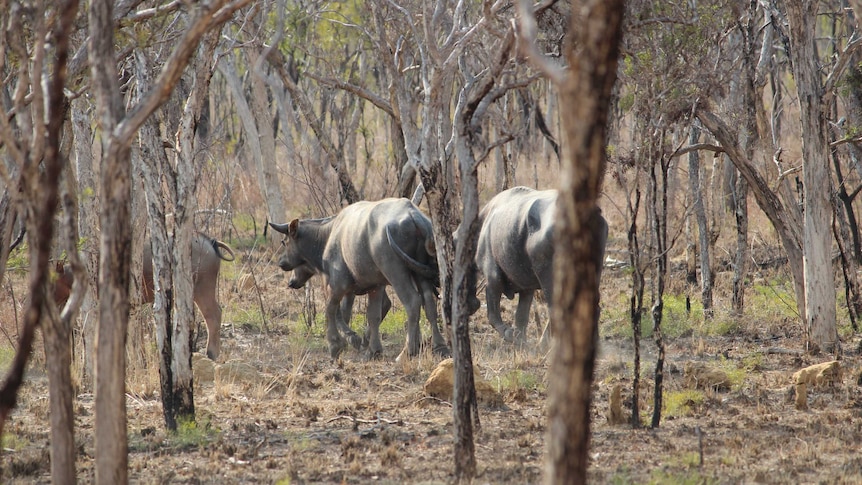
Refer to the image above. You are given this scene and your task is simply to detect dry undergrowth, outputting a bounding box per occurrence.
[1,253,862,484]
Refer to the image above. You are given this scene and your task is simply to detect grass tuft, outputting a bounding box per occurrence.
[663,389,705,418]
[169,416,220,450]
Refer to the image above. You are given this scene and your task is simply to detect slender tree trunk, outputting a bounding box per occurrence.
[90,0,132,481]
[731,176,749,318]
[647,146,669,429]
[41,3,79,482]
[134,48,180,430]
[688,123,713,318]
[249,50,286,221]
[71,96,100,387]
[220,58,286,223]
[786,1,839,354]
[545,1,624,482]
[627,186,644,428]
[170,30,221,423]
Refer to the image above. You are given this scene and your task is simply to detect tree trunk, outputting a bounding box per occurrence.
[695,109,807,320]
[41,3,79,482]
[71,96,100,387]
[688,123,713,318]
[219,57,287,223]
[731,176,749,318]
[89,0,133,481]
[134,47,181,430]
[647,145,669,429]
[545,1,624,482]
[170,30,221,423]
[786,1,839,354]
[627,185,644,428]
[249,50,287,221]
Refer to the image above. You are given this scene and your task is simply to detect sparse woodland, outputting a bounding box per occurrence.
[1,0,862,483]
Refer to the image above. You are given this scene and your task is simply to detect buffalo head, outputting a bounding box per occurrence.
[269,219,306,273]
[288,263,316,289]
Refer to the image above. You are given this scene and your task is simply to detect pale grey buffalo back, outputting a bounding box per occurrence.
[473,186,608,343]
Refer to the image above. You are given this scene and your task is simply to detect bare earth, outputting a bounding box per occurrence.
[3,261,862,484]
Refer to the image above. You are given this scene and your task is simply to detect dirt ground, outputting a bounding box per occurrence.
[3,254,862,485]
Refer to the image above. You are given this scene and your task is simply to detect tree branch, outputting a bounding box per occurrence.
[515,0,565,85]
[115,0,251,146]
[305,72,395,118]
[824,32,862,104]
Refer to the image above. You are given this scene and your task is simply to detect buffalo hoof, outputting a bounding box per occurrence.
[363,349,384,361]
[433,344,451,358]
[347,332,363,350]
[512,328,528,347]
[502,327,516,343]
[328,338,348,359]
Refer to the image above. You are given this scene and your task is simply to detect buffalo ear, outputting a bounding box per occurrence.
[288,219,300,238]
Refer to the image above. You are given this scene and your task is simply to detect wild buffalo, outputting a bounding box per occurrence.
[55,234,235,360]
[269,198,446,360]
[472,186,608,343]
[287,262,394,347]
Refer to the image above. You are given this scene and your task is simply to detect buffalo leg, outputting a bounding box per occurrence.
[514,290,534,344]
[420,279,450,357]
[325,294,349,358]
[538,290,554,347]
[485,281,515,342]
[195,297,222,361]
[364,288,387,358]
[391,281,424,360]
[363,291,392,348]
[336,294,363,350]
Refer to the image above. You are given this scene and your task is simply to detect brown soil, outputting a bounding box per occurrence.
[3,259,862,484]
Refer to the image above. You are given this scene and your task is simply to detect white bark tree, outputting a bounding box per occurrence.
[219,53,287,222]
[786,1,839,354]
[71,96,100,387]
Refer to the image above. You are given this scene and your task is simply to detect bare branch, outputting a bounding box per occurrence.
[118,0,181,26]
[672,143,726,158]
[515,0,565,85]
[115,0,252,146]
[830,134,862,147]
[305,72,395,118]
[824,32,862,104]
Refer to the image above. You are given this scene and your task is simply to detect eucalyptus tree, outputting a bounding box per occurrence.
[784,2,838,353]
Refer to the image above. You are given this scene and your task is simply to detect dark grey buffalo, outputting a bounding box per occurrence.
[472,186,608,343]
[287,262,393,348]
[270,198,446,359]
[55,234,235,360]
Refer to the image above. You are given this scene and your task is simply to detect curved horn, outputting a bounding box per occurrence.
[213,240,236,262]
[269,221,291,235]
[386,225,437,281]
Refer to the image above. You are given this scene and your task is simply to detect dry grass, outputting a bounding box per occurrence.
[2,245,862,484]
[3,152,862,483]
